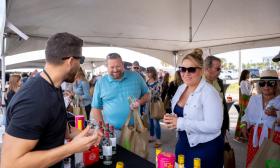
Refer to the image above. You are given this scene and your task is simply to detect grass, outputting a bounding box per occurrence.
[226,83,239,95]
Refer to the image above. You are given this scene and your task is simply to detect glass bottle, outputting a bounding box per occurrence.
[109,125,117,155]
[155,148,161,168]
[99,128,104,160]
[102,131,113,165]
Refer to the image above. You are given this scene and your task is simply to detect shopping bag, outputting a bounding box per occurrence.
[120,98,149,158]
[224,142,236,168]
[141,112,149,128]
[119,110,134,151]
[150,97,165,120]
[131,108,149,159]
[249,123,280,168]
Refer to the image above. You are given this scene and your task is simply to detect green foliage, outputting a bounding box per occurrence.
[226,83,239,94]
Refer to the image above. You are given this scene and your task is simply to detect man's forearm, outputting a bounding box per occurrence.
[91,108,104,124]
[139,93,150,105]
[3,143,73,168]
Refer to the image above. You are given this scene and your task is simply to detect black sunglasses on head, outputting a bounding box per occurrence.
[62,56,85,64]
[179,66,201,73]
[258,80,276,88]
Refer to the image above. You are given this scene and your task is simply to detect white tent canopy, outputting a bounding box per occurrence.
[3,0,280,65]
[5,57,105,70]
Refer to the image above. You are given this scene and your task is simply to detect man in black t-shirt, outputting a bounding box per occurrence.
[1,33,102,168]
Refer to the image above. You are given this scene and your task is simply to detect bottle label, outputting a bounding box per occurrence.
[102,146,112,156]
[110,137,117,147]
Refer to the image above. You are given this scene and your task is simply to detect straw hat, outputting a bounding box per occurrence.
[259,70,279,80]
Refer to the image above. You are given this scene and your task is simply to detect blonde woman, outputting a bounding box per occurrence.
[73,67,92,119]
[163,51,224,167]
[5,74,21,106]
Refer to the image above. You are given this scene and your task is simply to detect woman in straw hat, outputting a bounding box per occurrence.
[240,70,280,167]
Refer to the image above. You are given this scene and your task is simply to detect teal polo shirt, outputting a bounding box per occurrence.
[92,70,149,129]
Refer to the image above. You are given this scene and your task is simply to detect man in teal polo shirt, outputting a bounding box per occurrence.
[91,53,150,131]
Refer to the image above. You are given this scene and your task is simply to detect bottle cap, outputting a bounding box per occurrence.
[155,148,161,156]
[116,161,124,168]
[194,158,201,167]
[178,154,184,164]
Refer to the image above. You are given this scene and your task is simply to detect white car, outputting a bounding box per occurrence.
[219,70,239,80]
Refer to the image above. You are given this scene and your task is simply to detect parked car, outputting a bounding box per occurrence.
[248,69,260,78]
[219,70,239,80]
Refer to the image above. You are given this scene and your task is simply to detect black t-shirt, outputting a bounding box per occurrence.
[6,74,67,168]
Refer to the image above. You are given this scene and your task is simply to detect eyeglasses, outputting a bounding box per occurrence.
[62,56,85,64]
[133,67,140,70]
[216,68,221,71]
[179,66,201,73]
[258,80,276,88]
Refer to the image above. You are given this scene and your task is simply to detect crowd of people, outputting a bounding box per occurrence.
[1,32,279,168]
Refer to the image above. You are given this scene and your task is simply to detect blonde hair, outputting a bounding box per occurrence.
[8,74,21,92]
[182,49,204,67]
[75,67,86,81]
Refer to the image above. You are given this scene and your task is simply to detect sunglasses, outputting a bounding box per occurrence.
[62,56,85,64]
[133,67,140,70]
[258,80,276,87]
[179,66,201,73]
[216,68,221,71]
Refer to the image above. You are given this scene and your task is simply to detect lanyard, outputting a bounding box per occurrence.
[43,69,55,88]
[43,69,63,101]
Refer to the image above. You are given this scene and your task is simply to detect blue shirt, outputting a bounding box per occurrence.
[92,71,149,129]
[73,80,92,107]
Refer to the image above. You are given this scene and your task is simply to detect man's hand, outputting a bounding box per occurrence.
[130,99,140,110]
[69,126,103,153]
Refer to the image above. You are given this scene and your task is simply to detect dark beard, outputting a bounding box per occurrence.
[64,68,78,83]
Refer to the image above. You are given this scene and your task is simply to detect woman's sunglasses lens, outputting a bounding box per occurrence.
[267,81,276,87]
[188,67,196,73]
[259,80,276,87]
[179,67,196,73]
[259,81,265,87]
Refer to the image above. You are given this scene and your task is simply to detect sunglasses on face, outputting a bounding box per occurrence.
[178,66,201,73]
[62,56,85,64]
[258,80,276,88]
[216,68,221,71]
[133,67,140,70]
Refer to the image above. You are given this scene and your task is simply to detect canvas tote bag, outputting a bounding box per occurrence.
[150,97,165,120]
[249,123,280,168]
[120,98,149,158]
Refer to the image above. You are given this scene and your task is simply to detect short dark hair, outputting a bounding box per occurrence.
[45,32,83,65]
[106,53,122,61]
[204,55,221,68]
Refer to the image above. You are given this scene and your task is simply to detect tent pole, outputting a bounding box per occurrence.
[238,50,242,75]
[189,0,192,42]
[173,51,178,73]
[1,0,6,126]
[1,36,6,126]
